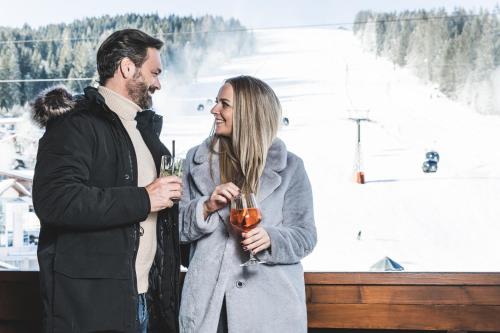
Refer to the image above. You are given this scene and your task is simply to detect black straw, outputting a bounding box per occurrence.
[172,140,175,158]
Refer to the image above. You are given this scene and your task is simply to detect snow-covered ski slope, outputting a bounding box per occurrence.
[154,28,500,272]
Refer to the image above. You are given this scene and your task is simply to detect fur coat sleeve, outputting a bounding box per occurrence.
[257,157,316,264]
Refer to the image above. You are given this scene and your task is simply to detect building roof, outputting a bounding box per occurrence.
[0,179,31,197]
[0,169,33,182]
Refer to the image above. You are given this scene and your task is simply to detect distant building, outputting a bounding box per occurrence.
[0,169,34,195]
[0,178,39,270]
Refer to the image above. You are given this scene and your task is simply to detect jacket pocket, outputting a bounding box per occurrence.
[53,253,132,332]
[54,253,129,279]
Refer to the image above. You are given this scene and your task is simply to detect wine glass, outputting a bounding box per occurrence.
[160,155,185,202]
[160,155,184,177]
[230,193,265,266]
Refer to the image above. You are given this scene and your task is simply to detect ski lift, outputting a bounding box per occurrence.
[422,160,437,173]
[425,151,439,163]
[422,150,439,173]
[196,99,215,112]
[13,158,26,170]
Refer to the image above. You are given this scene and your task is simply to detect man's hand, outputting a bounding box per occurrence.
[145,176,183,212]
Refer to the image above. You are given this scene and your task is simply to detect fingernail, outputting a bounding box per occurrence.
[243,246,248,251]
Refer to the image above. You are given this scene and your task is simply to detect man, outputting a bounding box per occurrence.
[33,29,182,332]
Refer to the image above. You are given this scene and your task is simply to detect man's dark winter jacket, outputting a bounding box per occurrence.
[32,86,180,333]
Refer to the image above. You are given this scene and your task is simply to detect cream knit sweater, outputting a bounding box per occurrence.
[98,86,157,294]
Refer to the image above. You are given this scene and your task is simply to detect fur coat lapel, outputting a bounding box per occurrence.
[190,137,287,202]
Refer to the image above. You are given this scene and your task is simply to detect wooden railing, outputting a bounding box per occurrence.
[1,271,500,332]
[0,271,41,333]
[306,272,500,332]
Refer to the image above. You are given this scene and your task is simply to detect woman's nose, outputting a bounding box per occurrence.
[210,103,220,115]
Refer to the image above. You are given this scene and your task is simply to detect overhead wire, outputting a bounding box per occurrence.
[0,10,497,83]
[0,78,94,83]
[0,10,498,45]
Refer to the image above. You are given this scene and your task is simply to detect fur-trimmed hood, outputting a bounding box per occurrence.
[31,86,75,127]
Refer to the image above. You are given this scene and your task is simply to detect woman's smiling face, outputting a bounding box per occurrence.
[211,83,234,137]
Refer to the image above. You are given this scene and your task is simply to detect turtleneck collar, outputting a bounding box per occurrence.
[98,85,141,121]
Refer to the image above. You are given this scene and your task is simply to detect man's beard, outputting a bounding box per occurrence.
[126,70,153,109]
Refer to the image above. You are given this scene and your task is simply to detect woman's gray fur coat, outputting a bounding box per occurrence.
[179,137,317,333]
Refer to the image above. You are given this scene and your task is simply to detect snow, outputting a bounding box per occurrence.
[153,28,500,272]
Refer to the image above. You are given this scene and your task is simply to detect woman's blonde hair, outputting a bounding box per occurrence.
[210,75,282,193]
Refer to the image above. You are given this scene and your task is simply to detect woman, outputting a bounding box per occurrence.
[179,75,316,333]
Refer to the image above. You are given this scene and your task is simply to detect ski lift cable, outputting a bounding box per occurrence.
[0,78,95,83]
[344,59,356,110]
[367,104,443,152]
[0,61,483,81]
[0,61,489,83]
[0,11,499,45]
[0,76,339,104]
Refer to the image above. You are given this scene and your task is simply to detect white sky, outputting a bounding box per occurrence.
[0,0,498,29]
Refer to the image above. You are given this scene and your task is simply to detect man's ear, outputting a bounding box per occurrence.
[119,58,136,79]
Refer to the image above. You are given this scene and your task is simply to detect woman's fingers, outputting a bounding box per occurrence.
[245,237,271,254]
[226,182,240,196]
[217,188,234,200]
[244,236,267,249]
[241,233,260,246]
[241,227,261,240]
[241,227,270,253]
[205,182,241,215]
[251,243,270,255]
[217,184,239,199]
[214,194,228,205]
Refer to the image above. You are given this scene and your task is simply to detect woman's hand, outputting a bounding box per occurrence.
[241,227,271,255]
[203,182,240,219]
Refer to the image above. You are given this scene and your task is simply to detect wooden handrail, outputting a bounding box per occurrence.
[305,272,500,285]
[1,271,500,332]
[306,272,500,331]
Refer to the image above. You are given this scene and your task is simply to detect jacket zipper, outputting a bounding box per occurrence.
[109,104,177,327]
[109,111,141,328]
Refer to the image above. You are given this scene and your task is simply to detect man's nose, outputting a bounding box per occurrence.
[153,77,161,90]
